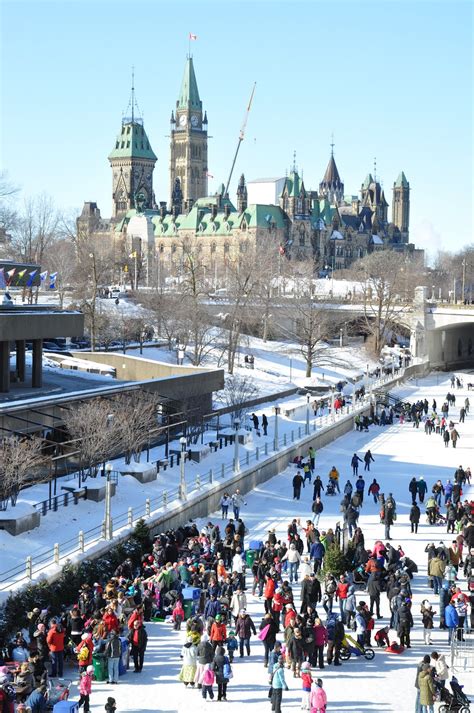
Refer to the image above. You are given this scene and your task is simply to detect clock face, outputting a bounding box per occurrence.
[179,115,187,127]
[191,114,198,127]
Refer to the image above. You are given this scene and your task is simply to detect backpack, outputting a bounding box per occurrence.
[223,656,233,679]
[78,645,90,662]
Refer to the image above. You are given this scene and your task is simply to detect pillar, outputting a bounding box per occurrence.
[32,339,43,388]
[16,340,26,382]
[0,341,10,392]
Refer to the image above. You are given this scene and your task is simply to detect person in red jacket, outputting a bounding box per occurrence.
[264,575,275,614]
[209,614,227,650]
[272,588,285,629]
[76,632,93,673]
[127,605,144,631]
[102,607,119,634]
[312,617,328,669]
[46,621,65,677]
[335,576,350,623]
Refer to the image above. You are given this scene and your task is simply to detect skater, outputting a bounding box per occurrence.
[293,471,304,500]
[355,476,365,506]
[78,665,94,712]
[201,663,215,700]
[313,476,324,500]
[220,492,231,520]
[309,446,316,472]
[368,479,380,504]
[270,656,289,713]
[410,502,421,533]
[251,413,259,432]
[383,495,396,540]
[231,490,247,519]
[309,678,327,713]
[421,601,434,645]
[417,477,427,504]
[450,428,460,448]
[409,477,418,505]
[262,413,268,436]
[351,453,362,476]
[364,449,375,471]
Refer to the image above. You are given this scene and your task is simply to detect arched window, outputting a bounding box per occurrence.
[224,243,230,254]
[211,242,217,254]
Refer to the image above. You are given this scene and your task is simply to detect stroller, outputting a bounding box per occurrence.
[438,676,471,713]
[46,678,72,710]
[339,633,375,661]
[326,480,337,496]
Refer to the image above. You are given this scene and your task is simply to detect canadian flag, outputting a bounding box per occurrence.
[189,33,197,40]
[207,172,214,178]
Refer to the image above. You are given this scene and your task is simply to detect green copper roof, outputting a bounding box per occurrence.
[109,121,157,161]
[283,170,301,197]
[244,204,286,229]
[395,171,409,188]
[177,57,202,111]
[362,173,373,189]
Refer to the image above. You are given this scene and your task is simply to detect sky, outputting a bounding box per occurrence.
[1,0,472,257]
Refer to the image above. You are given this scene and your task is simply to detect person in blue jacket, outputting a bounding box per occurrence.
[444,602,459,644]
[310,538,326,574]
[417,477,428,503]
[270,657,289,713]
[25,685,48,712]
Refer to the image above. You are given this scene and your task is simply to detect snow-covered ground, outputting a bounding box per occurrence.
[14,370,471,712]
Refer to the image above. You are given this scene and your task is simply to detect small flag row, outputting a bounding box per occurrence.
[0,267,58,289]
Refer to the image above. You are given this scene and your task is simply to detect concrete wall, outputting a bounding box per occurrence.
[73,352,217,381]
[426,324,474,369]
[0,311,84,340]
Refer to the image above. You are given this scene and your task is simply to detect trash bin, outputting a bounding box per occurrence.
[119,637,130,676]
[183,599,194,620]
[181,587,201,602]
[53,703,79,713]
[92,653,107,682]
[245,550,258,568]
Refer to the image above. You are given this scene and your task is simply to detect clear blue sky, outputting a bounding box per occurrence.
[1,0,472,256]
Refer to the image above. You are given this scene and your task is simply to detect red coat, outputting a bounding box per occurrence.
[264,579,275,599]
[336,582,349,600]
[210,622,227,643]
[272,592,284,612]
[103,611,119,633]
[127,610,143,630]
[46,626,65,652]
[76,636,93,665]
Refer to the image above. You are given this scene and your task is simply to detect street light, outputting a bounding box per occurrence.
[233,418,241,473]
[289,356,293,382]
[305,392,310,435]
[104,462,113,540]
[331,387,336,422]
[273,405,281,451]
[179,436,187,500]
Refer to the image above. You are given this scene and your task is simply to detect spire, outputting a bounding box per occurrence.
[330,133,335,157]
[395,171,409,188]
[177,56,202,111]
[292,150,297,173]
[319,147,344,204]
[131,66,135,123]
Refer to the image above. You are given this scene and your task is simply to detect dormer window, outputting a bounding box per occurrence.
[241,221,247,232]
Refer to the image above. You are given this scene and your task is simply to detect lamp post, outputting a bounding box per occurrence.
[462,258,466,303]
[289,357,293,382]
[179,436,187,500]
[233,418,241,473]
[273,405,281,451]
[331,387,336,423]
[305,392,310,435]
[104,462,113,540]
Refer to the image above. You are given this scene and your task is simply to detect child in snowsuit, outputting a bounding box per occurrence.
[78,666,94,712]
[105,698,116,713]
[172,601,184,631]
[202,663,215,700]
[374,626,390,648]
[226,630,238,662]
[300,661,312,710]
[310,678,327,713]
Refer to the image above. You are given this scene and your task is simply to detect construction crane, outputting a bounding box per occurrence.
[224,82,256,198]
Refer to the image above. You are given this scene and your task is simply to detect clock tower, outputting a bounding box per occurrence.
[169,56,208,209]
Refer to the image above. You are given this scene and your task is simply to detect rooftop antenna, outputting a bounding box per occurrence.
[292,150,297,172]
[330,133,335,156]
[224,82,256,197]
[131,66,135,123]
[373,156,377,182]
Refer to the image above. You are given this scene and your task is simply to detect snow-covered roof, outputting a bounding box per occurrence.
[330,230,344,240]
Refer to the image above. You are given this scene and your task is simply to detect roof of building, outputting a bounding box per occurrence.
[362,173,374,189]
[108,121,157,161]
[394,171,409,188]
[177,57,202,112]
[321,154,343,187]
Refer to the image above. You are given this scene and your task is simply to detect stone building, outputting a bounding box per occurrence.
[78,56,419,286]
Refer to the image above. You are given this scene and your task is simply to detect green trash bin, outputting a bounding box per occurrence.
[92,653,108,682]
[246,550,258,568]
[183,600,193,620]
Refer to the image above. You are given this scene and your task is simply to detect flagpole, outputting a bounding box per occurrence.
[134,252,137,291]
[188,33,190,58]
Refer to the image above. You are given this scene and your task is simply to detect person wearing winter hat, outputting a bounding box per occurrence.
[300,661,312,710]
[105,696,117,712]
[310,677,327,713]
[78,665,94,712]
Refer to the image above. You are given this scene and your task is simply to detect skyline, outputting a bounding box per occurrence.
[1,0,472,258]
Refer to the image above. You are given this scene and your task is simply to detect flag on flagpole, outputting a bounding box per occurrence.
[6,268,16,286]
[129,251,137,259]
[27,269,38,287]
[49,272,58,289]
[17,269,27,280]
[0,268,5,289]
[207,172,214,178]
[189,33,197,40]
[40,270,48,282]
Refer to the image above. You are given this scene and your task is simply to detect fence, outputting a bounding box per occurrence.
[450,630,474,672]
[0,364,416,592]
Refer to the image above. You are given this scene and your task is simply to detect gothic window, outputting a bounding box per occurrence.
[115,142,119,149]
[127,126,131,134]
[211,242,217,254]
[126,141,130,148]
[171,243,177,254]
[121,142,125,148]
[224,243,230,254]
[241,221,247,232]
[159,244,164,253]
[299,233,305,246]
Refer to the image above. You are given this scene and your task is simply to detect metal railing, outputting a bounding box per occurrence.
[0,367,405,592]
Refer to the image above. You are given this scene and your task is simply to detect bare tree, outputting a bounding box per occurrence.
[42,238,77,308]
[352,250,412,356]
[222,374,260,420]
[62,399,122,483]
[281,262,340,377]
[113,391,159,464]
[222,251,260,374]
[0,436,49,510]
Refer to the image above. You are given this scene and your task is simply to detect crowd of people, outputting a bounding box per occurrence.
[0,380,473,713]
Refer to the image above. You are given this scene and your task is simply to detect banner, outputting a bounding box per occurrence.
[40,270,48,282]
[0,268,5,289]
[6,268,16,286]
[49,272,58,289]
[26,269,38,287]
